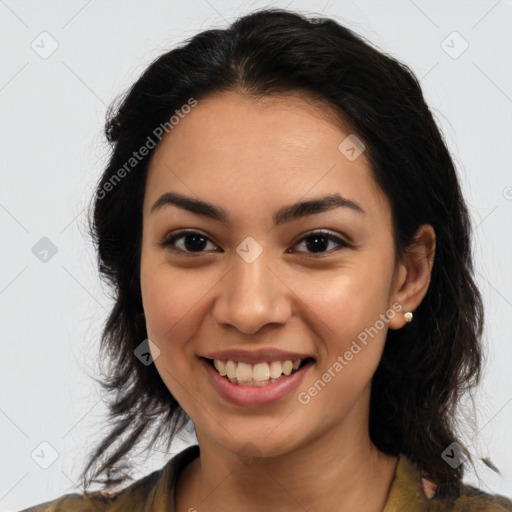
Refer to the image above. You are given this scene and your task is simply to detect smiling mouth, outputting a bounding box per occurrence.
[201,357,315,386]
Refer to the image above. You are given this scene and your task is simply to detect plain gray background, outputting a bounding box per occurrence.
[1,0,511,510]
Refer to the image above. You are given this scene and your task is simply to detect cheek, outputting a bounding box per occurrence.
[141,264,199,351]
[297,257,394,400]
[302,261,393,341]
[140,246,181,338]
[140,260,209,409]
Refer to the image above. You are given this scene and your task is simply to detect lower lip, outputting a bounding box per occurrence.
[200,357,314,407]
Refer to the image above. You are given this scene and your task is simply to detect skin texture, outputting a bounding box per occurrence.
[140,90,436,512]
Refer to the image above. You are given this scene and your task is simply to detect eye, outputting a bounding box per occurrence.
[291,230,351,255]
[160,230,219,254]
[160,230,351,256]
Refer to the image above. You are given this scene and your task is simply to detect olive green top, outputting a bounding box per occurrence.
[19,445,512,511]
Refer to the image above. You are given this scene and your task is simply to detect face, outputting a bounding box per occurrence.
[140,91,403,459]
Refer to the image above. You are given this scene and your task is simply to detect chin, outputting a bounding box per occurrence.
[202,417,310,460]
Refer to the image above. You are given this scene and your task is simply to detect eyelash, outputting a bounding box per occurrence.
[160,230,351,257]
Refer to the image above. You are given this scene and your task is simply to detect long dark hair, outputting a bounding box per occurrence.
[82,8,484,492]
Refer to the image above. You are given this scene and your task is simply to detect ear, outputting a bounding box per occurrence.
[388,224,436,330]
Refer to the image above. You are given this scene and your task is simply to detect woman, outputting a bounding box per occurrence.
[21,8,512,512]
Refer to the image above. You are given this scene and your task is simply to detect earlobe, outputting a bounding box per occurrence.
[388,224,436,330]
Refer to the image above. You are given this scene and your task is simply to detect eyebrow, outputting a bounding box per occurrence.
[150,191,365,226]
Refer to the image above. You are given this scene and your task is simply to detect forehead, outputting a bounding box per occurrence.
[144,91,390,226]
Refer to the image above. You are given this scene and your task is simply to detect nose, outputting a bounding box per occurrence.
[211,246,292,335]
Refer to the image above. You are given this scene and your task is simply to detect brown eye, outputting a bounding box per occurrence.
[161,231,218,254]
[161,229,350,256]
[292,231,350,255]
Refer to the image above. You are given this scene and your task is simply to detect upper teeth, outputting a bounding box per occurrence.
[213,359,302,381]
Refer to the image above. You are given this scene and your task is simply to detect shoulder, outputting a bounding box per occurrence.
[18,445,201,512]
[17,466,167,511]
[394,454,512,512]
[17,491,117,512]
[446,481,512,512]
[421,469,512,511]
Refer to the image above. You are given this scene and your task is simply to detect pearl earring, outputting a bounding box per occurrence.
[404,311,413,323]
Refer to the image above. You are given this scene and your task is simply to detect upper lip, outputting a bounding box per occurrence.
[201,348,315,365]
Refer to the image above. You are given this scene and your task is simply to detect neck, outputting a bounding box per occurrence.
[175,398,398,512]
